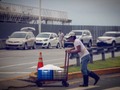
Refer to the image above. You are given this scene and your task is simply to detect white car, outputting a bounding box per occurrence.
[36,32,60,48]
[6,27,36,50]
[97,31,120,47]
[64,30,93,47]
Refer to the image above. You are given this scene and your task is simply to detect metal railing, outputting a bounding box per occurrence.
[75,45,120,66]
[88,46,120,63]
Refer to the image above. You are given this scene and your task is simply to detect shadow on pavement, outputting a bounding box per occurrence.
[3,85,36,90]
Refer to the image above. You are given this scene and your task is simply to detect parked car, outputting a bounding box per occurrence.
[97,31,120,47]
[6,27,36,50]
[36,32,60,48]
[64,30,93,47]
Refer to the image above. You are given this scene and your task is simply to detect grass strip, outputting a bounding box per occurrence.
[68,56,120,73]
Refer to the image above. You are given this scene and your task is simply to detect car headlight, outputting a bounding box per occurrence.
[16,40,24,44]
[106,38,112,41]
[6,40,9,44]
[97,39,100,42]
[44,39,48,41]
[7,40,12,43]
[19,41,25,44]
[16,41,21,43]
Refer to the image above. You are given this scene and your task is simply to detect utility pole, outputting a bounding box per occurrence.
[39,0,41,33]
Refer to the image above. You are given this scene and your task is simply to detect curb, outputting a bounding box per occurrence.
[68,67,120,79]
[29,67,120,81]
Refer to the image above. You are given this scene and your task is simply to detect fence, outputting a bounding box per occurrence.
[0,22,120,49]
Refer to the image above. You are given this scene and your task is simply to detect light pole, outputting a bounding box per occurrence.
[39,0,41,33]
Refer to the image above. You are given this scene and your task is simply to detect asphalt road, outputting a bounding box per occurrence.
[0,48,120,81]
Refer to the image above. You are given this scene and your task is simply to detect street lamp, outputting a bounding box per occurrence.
[39,0,41,33]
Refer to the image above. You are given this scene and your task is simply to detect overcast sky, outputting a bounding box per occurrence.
[2,0,120,26]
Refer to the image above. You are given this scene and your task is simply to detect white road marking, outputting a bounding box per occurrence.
[0,58,64,69]
[30,62,64,69]
[0,62,37,69]
[30,66,37,69]
[0,72,31,74]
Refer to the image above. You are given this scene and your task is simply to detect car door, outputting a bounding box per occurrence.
[51,33,58,46]
[82,31,88,44]
[116,33,120,44]
[53,33,59,46]
[86,31,91,43]
[29,33,35,46]
[49,34,55,46]
[26,33,34,47]
[26,34,31,47]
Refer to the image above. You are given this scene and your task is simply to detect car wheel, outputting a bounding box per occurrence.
[81,40,83,43]
[36,80,42,87]
[87,40,92,47]
[23,43,28,50]
[32,43,36,49]
[6,47,10,50]
[47,43,51,49]
[56,43,60,48]
[62,80,69,87]
[112,41,116,47]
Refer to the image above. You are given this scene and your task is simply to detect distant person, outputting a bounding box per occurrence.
[58,30,64,49]
[66,32,100,87]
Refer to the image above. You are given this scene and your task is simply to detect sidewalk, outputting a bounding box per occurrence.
[0,67,120,90]
[0,73,120,90]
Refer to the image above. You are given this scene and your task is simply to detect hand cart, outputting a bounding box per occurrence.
[35,51,70,87]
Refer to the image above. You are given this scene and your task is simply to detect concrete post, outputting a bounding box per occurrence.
[111,47,115,58]
[89,48,93,63]
[101,48,105,60]
[76,57,80,66]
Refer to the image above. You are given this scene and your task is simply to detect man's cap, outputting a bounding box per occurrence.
[67,32,76,38]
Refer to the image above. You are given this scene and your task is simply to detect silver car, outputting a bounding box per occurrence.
[97,31,120,47]
[6,27,36,50]
[64,30,93,47]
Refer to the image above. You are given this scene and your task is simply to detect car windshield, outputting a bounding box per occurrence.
[103,33,117,37]
[37,33,50,38]
[10,33,26,38]
[73,32,82,35]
